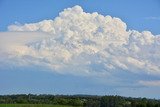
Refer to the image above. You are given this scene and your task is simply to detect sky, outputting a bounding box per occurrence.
[0,0,160,34]
[0,0,160,99]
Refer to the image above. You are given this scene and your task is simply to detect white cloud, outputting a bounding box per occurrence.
[1,5,160,77]
[0,32,50,50]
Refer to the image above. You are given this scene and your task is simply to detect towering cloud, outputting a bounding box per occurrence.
[2,5,160,78]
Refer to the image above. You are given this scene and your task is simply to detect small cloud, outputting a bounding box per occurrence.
[139,80,160,87]
[145,16,160,20]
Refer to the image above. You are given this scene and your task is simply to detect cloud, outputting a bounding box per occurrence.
[1,5,160,78]
[0,32,50,50]
[139,80,160,87]
[145,16,160,20]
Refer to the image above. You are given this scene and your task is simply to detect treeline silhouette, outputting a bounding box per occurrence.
[0,94,160,107]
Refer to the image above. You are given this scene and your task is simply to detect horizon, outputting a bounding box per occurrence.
[0,94,159,100]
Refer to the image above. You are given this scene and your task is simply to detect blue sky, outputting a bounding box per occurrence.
[0,0,160,99]
[0,0,160,34]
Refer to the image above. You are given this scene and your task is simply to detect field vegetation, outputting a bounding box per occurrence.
[0,94,160,107]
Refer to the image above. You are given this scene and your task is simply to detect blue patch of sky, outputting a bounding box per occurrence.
[0,0,160,34]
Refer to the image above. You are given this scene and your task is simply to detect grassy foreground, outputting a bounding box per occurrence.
[0,104,74,107]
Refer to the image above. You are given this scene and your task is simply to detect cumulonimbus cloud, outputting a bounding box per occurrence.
[1,5,160,77]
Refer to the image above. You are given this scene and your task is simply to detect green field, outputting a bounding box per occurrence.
[0,104,74,107]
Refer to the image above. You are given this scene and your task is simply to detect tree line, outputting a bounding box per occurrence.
[0,94,160,107]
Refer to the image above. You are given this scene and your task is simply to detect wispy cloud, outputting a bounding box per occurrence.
[145,16,160,20]
[139,80,160,87]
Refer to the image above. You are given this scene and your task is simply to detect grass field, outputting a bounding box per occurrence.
[0,104,74,107]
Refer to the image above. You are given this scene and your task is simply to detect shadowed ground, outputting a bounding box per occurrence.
[0,104,74,107]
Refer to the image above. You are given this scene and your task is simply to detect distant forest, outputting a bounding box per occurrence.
[0,94,160,107]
